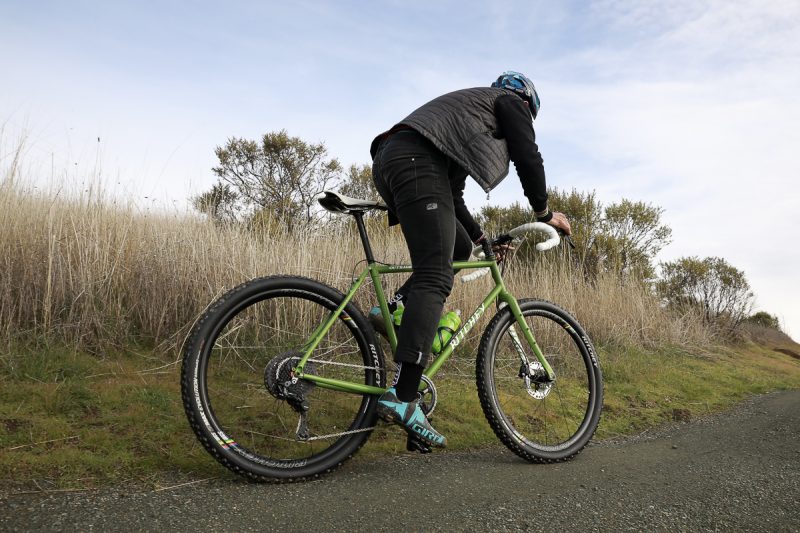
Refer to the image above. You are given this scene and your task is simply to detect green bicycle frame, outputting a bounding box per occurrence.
[292,259,556,396]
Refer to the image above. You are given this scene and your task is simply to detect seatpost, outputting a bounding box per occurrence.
[352,211,376,264]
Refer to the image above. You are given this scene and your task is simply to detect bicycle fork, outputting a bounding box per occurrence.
[498,299,556,397]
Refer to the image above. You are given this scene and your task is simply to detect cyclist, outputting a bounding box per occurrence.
[370,71,572,449]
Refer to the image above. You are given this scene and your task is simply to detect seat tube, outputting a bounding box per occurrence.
[353,212,376,264]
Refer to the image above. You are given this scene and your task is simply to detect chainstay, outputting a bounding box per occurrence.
[300,425,377,441]
[305,357,385,371]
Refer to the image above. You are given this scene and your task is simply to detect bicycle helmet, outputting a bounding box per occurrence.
[491,71,541,119]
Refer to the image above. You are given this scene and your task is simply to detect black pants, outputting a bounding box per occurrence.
[372,130,471,365]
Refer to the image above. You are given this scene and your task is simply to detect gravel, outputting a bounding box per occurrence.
[2,390,798,532]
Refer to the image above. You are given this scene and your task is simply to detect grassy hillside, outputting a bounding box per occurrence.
[1,342,798,491]
[1,163,797,491]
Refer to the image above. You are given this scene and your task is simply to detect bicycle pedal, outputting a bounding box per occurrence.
[406,434,432,454]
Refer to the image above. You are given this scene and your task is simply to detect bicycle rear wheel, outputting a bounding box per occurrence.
[477,299,602,462]
[181,276,386,481]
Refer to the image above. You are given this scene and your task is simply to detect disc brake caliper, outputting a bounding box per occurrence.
[518,360,554,400]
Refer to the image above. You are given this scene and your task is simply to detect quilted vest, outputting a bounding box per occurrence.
[393,87,513,192]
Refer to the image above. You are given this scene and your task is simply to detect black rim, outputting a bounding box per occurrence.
[193,285,379,474]
[488,306,599,454]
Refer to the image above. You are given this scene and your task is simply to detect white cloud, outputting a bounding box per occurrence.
[536,1,800,336]
[3,0,799,336]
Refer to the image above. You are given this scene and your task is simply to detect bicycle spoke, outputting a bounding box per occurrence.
[187,284,384,469]
[478,300,601,461]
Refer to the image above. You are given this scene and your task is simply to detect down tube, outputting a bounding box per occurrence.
[424,283,505,378]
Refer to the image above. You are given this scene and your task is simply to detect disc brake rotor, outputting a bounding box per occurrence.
[520,360,553,400]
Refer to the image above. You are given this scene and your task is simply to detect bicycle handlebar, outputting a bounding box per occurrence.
[460,222,563,283]
[460,267,493,283]
[508,222,561,251]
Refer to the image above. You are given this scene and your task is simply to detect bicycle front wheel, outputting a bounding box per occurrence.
[181,276,386,481]
[477,299,603,462]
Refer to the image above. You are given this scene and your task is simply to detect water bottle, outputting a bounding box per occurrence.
[392,302,404,328]
[432,310,461,354]
[388,305,460,353]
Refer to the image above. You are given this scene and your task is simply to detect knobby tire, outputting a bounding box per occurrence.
[181,276,386,482]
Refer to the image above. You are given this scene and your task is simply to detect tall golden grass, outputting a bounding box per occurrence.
[0,144,710,354]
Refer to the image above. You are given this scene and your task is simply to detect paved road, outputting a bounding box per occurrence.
[2,391,798,532]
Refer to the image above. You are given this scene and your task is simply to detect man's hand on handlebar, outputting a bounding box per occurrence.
[546,211,572,236]
[477,234,515,263]
[492,241,515,263]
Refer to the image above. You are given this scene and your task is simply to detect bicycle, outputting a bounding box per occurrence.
[181,191,603,482]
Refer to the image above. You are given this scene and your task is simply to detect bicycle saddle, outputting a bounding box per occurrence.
[317,191,388,214]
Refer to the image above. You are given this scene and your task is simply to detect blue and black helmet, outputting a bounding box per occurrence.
[491,71,541,119]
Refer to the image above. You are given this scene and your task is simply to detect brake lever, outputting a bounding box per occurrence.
[562,233,576,249]
[491,233,514,246]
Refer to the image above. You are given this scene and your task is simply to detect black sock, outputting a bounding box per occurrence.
[394,362,424,402]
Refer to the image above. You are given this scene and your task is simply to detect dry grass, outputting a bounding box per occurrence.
[501,259,711,349]
[739,322,800,360]
[5,141,798,490]
[0,142,711,358]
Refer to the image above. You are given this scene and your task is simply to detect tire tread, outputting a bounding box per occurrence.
[180,275,382,483]
[476,298,603,464]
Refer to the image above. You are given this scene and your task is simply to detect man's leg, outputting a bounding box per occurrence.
[386,219,472,311]
[371,133,454,447]
[391,170,455,369]
[383,218,470,402]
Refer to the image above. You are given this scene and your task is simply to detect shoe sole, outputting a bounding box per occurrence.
[369,313,400,341]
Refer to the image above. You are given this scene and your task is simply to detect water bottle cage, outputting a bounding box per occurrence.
[433,326,456,354]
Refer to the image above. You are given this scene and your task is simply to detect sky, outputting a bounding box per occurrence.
[2,0,799,336]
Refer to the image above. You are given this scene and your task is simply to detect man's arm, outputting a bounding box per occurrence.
[495,94,571,234]
[495,94,548,214]
[449,169,486,242]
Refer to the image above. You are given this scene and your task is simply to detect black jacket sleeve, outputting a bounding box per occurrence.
[449,166,484,242]
[494,94,548,213]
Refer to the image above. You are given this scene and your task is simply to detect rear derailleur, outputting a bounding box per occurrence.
[265,351,316,440]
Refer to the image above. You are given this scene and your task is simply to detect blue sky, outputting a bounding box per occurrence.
[2,0,799,336]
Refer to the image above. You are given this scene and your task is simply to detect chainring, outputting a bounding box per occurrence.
[418,375,438,416]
